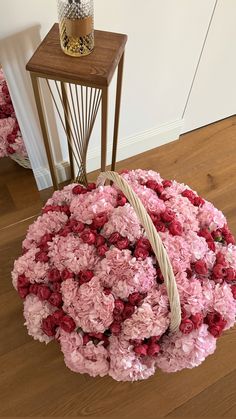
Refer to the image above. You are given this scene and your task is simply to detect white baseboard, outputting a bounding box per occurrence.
[34,119,184,190]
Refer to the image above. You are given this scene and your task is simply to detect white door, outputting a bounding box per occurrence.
[182,0,236,133]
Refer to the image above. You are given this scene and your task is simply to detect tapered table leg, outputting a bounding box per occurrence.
[101,87,108,172]
[30,73,59,190]
[111,52,125,171]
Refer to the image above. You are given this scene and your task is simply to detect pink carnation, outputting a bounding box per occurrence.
[102,204,143,242]
[23,295,56,343]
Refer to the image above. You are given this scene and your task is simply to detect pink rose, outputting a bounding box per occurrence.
[134,247,149,260]
[37,285,51,301]
[110,322,122,336]
[168,221,183,236]
[179,319,194,334]
[116,238,130,250]
[60,315,76,333]
[48,268,61,282]
[134,344,148,357]
[194,260,208,275]
[191,313,203,329]
[147,343,160,357]
[42,315,56,337]
[48,292,63,307]
[81,230,96,245]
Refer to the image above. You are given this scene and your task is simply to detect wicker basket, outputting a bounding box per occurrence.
[10,153,31,169]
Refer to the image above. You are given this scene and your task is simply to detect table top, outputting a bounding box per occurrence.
[26,23,127,87]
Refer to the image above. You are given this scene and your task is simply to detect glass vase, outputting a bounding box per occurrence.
[57,0,94,57]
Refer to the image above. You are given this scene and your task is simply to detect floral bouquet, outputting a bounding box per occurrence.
[0,69,29,165]
[12,169,236,381]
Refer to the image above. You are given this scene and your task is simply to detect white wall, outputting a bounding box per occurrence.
[0,0,216,189]
[182,0,236,132]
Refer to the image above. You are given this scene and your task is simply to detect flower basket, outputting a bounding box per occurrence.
[10,152,31,169]
[12,170,236,381]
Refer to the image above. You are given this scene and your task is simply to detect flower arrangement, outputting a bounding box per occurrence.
[0,69,29,162]
[12,169,236,381]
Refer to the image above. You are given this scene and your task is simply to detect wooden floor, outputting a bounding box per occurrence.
[0,116,236,418]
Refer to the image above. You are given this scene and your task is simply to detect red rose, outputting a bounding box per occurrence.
[179,319,194,334]
[83,334,90,345]
[7,133,16,144]
[114,299,125,314]
[103,287,112,295]
[35,251,49,263]
[186,268,192,279]
[72,221,85,234]
[119,169,129,175]
[130,339,143,346]
[39,233,53,246]
[149,212,161,224]
[128,292,144,306]
[59,226,71,237]
[226,268,235,282]
[116,237,130,250]
[18,287,29,299]
[194,260,208,275]
[52,309,65,324]
[122,304,135,320]
[182,189,196,203]
[149,336,161,344]
[162,179,172,188]
[225,233,235,245]
[146,180,158,191]
[198,229,212,241]
[48,292,63,307]
[147,343,160,357]
[51,282,61,293]
[92,212,108,229]
[110,322,122,336]
[80,270,94,283]
[72,185,86,195]
[212,230,223,241]
[17,274,30,288]
[159,193,169,202]
[116,193,127,207]
[29,284,39,295]
[191,313,203,329]
[113,313,123,323]
[7,145,15,154]
[37,285,51,301]
[181,307,188,321]
[205,312,227,330]
[194,196,205,207]
[81,230,96,245]
[207,240,216,252]
[60,315,76,333]
[154,221,166,233]
[87,183,96,191]
[42,315,56,337]
[213,264,227,279]
[216,252,227,265]
[48,268,61,282]
[60,205,71,216]
[168,221,183,236]
[109,232,122,244]
[161,210,175,223]
[134,344,148,357]
[136,238,151,251]
[61,268,74,280]
[231,285,236,299]
[96,235,106,247]
[208,325,224,338]
[97,244,109,257]
[134,246,149,260]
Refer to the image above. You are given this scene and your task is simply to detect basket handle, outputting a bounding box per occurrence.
[97,171,181,333]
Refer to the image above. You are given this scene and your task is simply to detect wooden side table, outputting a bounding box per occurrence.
[26,23,127,190]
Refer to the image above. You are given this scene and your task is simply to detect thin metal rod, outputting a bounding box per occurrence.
[111,52,125,171]
[30,74,58,190]
[61,82,75,180]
